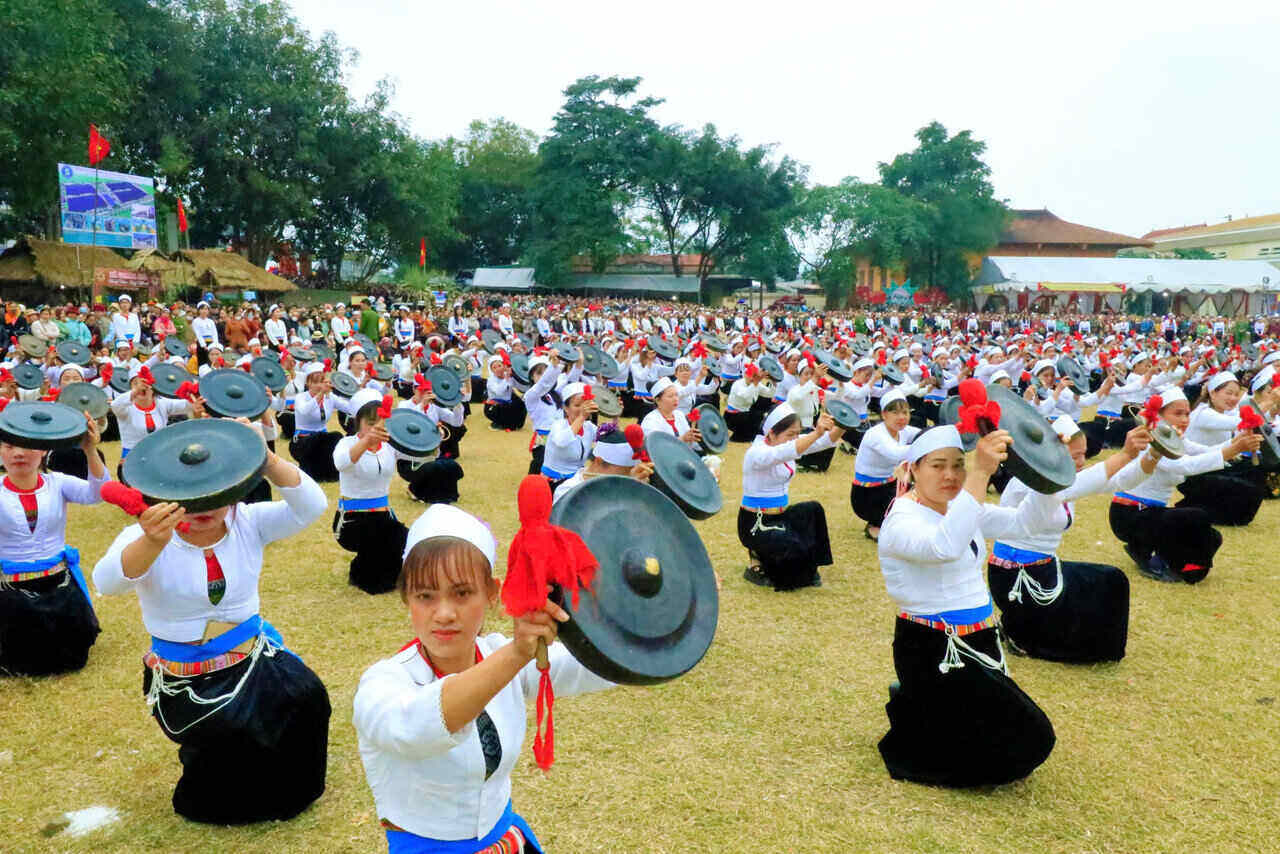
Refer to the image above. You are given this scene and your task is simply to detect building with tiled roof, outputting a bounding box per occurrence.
[990,209,1152,257]
[1142,213,1280,264]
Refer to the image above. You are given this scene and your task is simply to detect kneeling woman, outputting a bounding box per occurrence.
[990,418,1158,663]
[851,389,920,540]
[1108,388,1260,584]
[540,382,598,491]
[334,395,411,594]
[92,445,331,824]
[877,425,1055,787]
[352,504,614,853]
[1175,371,1267,525]
[0,413,106,676]
[290,362,349,483]
[738,405,843,591]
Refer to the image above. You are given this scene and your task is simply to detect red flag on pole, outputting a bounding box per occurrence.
[176,197,189,233]
[419,237,426,268]
[88,124,111,165]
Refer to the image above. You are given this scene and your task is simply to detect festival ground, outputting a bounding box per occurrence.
[2,412,1278,853]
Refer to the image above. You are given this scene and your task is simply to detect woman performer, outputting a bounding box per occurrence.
[725,363,766,441]
[289,361,347,483]
[833,357,876,450]
[394,373,464,505]
[524,354,564,476]
[550,423,654,503]
[44,364,108,479]
[1175,371,1268,523]
[788,357,836,473]
[1109,388,1260,583]
[92,438,331,823]
[989,418,1157,662]
[334,396,411,594]
[110,364,197,483]
[877,425,1056,787]
[640,378,701,445]
[739,405,843,591]
[352,503,614,853]
[851,389,920,541]
[0,412,105,676]
[483,352,526,431]
[673,358,718,415]
[540,382,598,491]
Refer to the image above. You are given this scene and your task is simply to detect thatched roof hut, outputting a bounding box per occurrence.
[0,236,127,291]
[124,247,189,287]
[172,248,296,293]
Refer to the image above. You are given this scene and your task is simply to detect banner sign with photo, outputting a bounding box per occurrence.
[58,162,157,249]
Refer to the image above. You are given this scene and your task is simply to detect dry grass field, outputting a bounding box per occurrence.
[2,410,1279,854]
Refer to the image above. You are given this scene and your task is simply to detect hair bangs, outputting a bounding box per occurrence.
[398,536,493,600]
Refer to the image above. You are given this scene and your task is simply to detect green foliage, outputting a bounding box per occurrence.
[439,119,539,270]
[1174,247,1216,260]
[877,121,1008,298]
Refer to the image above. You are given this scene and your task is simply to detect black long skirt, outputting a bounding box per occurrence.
[796,430,835,472]
[1077,419,1105,460]
[142,649,331,824]
[1176,471,1265,526]
[988,559,1129,662]
[851,480,896,526]
[277,409,296,441]
[484,399,528,431]
[333,509,409,594]
[397,458,463,504]
[289,432,341,482]
[736,504,831,592]
[439,423,466,461]
[725,409,764,442]
[529,444,546,476]
[45,447,106,481]
[0,571,100,676]
[102,412,121,443]
[1108,502,1222,583]
[470,380,486,404]
[878,619,1055,787]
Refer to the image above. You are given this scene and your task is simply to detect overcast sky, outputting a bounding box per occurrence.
[291,0,1279,239]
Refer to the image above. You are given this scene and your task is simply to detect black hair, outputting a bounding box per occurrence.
[355,400,382,428]
[768,413,800,436]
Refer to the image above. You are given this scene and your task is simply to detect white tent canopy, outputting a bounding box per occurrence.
[472,267,537,290]
[974,256,1279,294]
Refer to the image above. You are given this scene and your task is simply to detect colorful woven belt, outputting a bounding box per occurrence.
[380,820,525,854]
[899,612,999,636]
[144,649,248,677]
[988,553,1052,569]
[2,560,66,583]
[853,475,894,488]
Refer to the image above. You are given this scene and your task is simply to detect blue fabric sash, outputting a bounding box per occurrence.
[607,381,627,389]
[120,447,132,459]
[741,493,787,509]
[854,471,894,485]
[1097,410,1122,419]
[294,429,326,436]
[150,615,289,662]
[540,465,573,481]
[1,547,91,610]
[385,801,540,854]
[339,495,390,511]
[1115,491,1165,508]
[912,602,994,625]
[991,542,1052,564]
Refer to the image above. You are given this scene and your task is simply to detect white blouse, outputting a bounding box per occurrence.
[641,407,692,444]
[0,471,108,563]
[725,378,759,412]
[353,633,612,842]
[543,417,598,478]
[294,392,351,432]
[109,394,191,450]
[855,423,922,481]
[334,435,398,499]
[741,433,836,501]
[1184,404,1238,447]
[878,491,1035,616]
[996,455,1148,556]
[92,474,328,641]
[1125,444,1225,506]
[485,375,513,403]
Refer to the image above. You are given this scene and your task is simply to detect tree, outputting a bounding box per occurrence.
[635,123,803,290]
[527,75,661,285]
[1174,247,1215,260]
[440,118,539,271]
[877,121,1008,298]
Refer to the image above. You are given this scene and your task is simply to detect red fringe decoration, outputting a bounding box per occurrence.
[136,366,155,386]
[1238,404,1264,431]
[625,423,649,461]
[377,394,394,420]
[957,378,1001,434]
[101,482,190,532]
[500,475,599,772]
[1140,395,1163,428]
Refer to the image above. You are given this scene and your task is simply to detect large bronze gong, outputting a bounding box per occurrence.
[647,334,681,362]
[197,368,270,419]
[0,401,87,449]
[693,404,729,454]
[122,419,268,511]
[385,408,442,457]
[57,382,109,420]
[984,383,1076,494]
[644,431,723,519]
[547,475,719,685]
[151,363,194,399]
